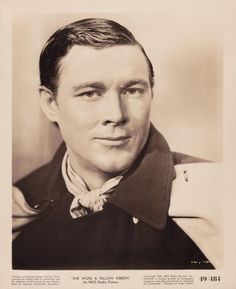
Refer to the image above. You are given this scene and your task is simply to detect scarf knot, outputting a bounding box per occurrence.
[61,151,122,218]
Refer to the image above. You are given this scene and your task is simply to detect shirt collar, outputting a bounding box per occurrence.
[107,124,175,230]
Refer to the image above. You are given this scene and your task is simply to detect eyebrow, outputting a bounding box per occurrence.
[72,79,149,92]
[120,79,149,90]
[73,82,106,92]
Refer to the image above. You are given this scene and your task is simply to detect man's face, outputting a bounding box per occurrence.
[54,45,153,177]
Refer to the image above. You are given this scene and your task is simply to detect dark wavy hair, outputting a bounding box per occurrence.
[39,18,154,94]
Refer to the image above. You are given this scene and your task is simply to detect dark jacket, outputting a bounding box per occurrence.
[12,125,214,270]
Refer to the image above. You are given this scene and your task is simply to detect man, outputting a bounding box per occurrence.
[12,18,221,269]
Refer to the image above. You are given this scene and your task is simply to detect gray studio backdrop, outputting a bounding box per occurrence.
[12,12,222,182]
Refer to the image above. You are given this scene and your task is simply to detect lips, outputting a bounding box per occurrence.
[97,136,130,141]
[95,136,131,146]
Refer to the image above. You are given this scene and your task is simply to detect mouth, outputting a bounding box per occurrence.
[95,136,131,146]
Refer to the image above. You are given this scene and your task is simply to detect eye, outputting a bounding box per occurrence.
[123,88,144,97]
[76,90,102,101]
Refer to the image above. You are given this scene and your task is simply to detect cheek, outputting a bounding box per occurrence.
[127,98,151,125]
[59,103,99,132]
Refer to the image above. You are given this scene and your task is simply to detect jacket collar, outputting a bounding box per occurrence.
[107,124,175,230]
[37,124,175,230]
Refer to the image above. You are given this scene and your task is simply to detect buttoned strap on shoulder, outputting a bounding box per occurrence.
[169,162,223,268]
[12,186,41,240]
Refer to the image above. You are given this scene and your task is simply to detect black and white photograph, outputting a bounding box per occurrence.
[12,13,222,269]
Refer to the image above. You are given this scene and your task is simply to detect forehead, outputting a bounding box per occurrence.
[58,45,150,86]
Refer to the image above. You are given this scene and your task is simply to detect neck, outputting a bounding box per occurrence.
[68,152,113,190]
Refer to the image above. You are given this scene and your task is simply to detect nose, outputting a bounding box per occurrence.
[102,92,127,126]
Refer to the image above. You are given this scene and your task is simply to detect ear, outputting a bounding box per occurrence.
[39,86,59,123]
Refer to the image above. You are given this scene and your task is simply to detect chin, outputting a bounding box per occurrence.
[98,154,136,176]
